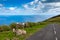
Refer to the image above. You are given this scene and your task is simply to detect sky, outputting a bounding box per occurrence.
[0,0,60,15]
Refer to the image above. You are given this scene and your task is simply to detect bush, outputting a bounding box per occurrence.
[9,23,23,29]
[0,25,10,32]
[24,22,36,28]
[9,23,16,29]
[0,26,3,32]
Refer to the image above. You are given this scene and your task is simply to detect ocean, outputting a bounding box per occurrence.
[0,15,54,25]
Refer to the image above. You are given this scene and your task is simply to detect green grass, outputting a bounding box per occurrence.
[0,24,46,40]
[0,31,14,40]
[44,15,60,23]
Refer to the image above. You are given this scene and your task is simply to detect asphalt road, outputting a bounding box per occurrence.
[26,24,60,40]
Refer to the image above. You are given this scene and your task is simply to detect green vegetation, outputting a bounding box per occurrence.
[44,15,60,23]
[0,22,47,40]
[0,25,10,32]
[0,15,60,40]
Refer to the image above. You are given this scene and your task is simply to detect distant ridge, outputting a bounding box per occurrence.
[51,15,60,18]
[44,15,60,22]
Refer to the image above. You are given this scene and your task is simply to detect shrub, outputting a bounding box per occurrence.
[24,22,36,28]
[24,22,31,28]
[0,26,3,32]
[1,25,10,31]
[10,23,24,29]
[0,25,10,32]
[9,23,16,29]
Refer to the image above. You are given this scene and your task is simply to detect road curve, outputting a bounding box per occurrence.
[26,24,60,40]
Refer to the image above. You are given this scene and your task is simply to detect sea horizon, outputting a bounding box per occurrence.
[0,15,54,25]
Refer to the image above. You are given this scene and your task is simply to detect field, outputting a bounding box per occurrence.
[0,23,46,40]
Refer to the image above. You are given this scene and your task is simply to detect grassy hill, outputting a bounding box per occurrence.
[44,15,60,23]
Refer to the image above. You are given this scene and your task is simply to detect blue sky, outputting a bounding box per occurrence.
[0,0,60,15]
[0,0,33,7]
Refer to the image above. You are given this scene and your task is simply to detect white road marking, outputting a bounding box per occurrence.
[56,37,58,40]
[54,31,56,34]
[53,24,56,34]
[53,24,58,40]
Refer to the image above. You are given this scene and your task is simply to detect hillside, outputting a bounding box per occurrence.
[44,15,60,22]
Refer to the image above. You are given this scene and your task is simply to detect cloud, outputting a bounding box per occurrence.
[34,0,39,3]
[45,2,60,7]
[0,0,60,15]
[0,0,45,15]
[30,1,34,5]
[9,7,16,11]
[41,0,46,1]
[47,8,60,13]
[24,0,44,10]
[24,5,29,9]
[0,7,21,15]
[0,4,3,7]
[44,2,60,15]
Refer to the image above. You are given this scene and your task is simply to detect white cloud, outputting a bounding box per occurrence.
[41,0,46,2]
[24,5,29,9]
[0,7,21,15]
[55,2,60,7]
[45,2,60,7]
[0,0,60,15]
[24,0,44,11]
[38,1,44,8]
[9,7,16,11]
[34,0,39,3]
[45,2,60,12]
[0,4,3,7]
[47,8,60,13]
[30,2,34,5]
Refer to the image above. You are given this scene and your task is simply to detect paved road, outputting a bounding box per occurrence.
[26,24,60,40]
